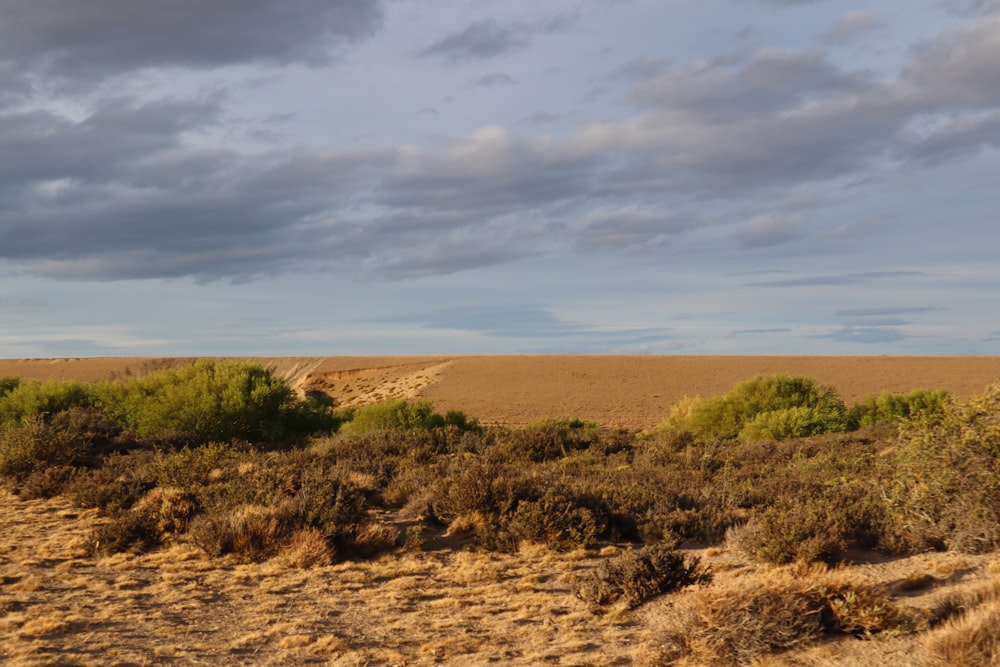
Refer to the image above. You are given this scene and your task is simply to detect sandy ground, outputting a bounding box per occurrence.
[2,490,997,666]
[3,355,1000,429]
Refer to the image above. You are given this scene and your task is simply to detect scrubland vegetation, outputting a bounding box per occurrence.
[3,362,1000,664]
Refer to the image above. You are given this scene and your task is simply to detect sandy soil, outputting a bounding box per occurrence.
[3,355,1000,429]
[2,490,997,666]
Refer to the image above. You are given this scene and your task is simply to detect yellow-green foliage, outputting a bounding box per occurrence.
[339,399,473,435]
[659,375,847,442]
[0,379,94,425]
[94,360,334,445]
[848,389,953,429]
[887,381,1000,552]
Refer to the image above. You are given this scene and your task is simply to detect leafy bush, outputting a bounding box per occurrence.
[884,381,1000,553]
[499,418,601,461]
[0,380,94,426]
[734,482,886,564]
[339,399,472,435]
[847,389,952,429]
[94,360,334,446]
[574,544,710,610]
[661,375,848,442]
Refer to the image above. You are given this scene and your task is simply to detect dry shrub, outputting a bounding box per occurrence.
[90,510,161,556]
[654,567,913,665]
[133,487,199,535]
[574,544,710,610]
[189,504,297,561]
[14,465,76,499]
[926,579,1000,628]
[683,576,825,665]
[351,521,400,556]
[276,527,334,568]
[506,489,605,551]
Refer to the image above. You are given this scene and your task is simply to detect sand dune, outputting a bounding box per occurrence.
[3,355,1000,428]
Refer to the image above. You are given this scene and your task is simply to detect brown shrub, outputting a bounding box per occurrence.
[276,527,334,568]
[189,504,297,561]
[574,544,710,610]
[653,567,913,665]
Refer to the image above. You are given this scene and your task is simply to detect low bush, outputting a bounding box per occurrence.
[885,381,1000,552]
[670,568,912,665]
[574,544,710,610]
[658,375,848,442]
[339,399,471,435]
[91,510,161,556]
[506,487,606,551]
[848,389,952,429]
[95,360,334,446]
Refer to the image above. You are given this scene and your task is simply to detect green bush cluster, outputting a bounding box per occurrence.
[653,374,955,443]
[338,399,475,435]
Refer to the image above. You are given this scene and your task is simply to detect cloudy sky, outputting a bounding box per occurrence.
[1,0,999,357]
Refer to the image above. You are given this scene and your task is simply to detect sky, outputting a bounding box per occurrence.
[1,0,999,357]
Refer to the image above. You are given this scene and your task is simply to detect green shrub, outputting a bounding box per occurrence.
[0,377,19,396]
[739,405,848,441]
[847,389,952,429]
[574,544,710,610]
[94,360,334,446]
[885,381,1000,552]
[339,399,467,435]
[0,380,94,426]
[665,375,848,442]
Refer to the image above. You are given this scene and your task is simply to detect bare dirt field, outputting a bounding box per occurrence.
[3,355,1000,428]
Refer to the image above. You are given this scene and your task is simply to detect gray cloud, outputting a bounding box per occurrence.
[420,19,534,62]
[630,49,871,122]
[470,72,517,87]
[4,7,1000,286]
[394,305,677,353]
[576,206,700,250]
[835,306,938,317]
[419,15,572,63]
[823,11,884,45]
[0,0,383,82]
[737,214,803,249]
[746,271,923,287]
[731,327,793,335]
[818,327,908,344]
[514,112,564,127]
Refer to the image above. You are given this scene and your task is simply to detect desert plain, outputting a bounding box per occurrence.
[3,355,1000,666]
[4,354,1000,429]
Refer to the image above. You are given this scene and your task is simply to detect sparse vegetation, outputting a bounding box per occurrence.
[3,362,1000,664]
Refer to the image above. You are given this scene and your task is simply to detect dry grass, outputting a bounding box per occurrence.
[5,490,1000,665]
